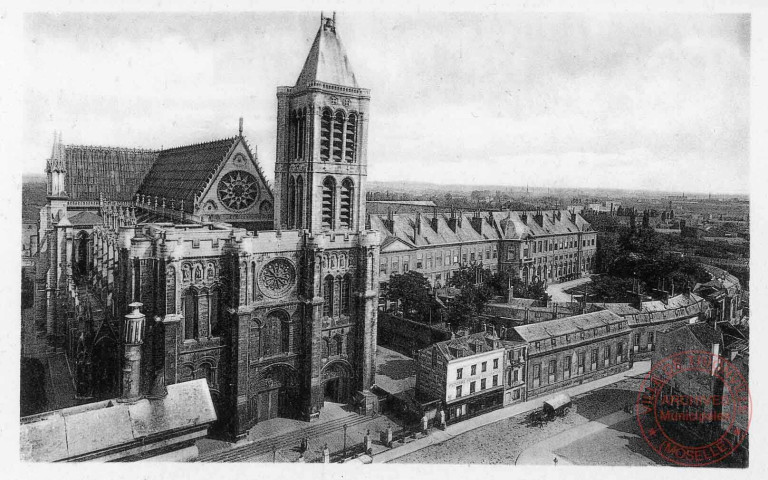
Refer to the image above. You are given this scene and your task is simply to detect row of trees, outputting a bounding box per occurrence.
[383,266,550,331]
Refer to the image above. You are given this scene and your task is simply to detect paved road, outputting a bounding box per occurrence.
[515,410,630,465]
[547,277,592,303]
[374,361,650,463]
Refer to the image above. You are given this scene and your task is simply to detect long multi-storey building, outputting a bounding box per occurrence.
[372,208,597,288]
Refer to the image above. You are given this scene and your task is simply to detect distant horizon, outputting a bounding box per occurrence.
[21,171,749,199]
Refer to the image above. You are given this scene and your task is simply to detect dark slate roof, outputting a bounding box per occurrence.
[136,137,239,213]
[65,145,157,202]
[688,322,724,349]
[295,18,358,88]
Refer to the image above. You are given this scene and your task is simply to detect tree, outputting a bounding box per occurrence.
[386,271,433,321]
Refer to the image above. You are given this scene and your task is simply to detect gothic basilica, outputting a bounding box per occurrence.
[34,14,380,439]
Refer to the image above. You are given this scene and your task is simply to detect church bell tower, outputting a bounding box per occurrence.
[275,13,370,233]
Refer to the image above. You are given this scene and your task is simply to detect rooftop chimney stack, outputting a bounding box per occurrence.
[120,302,146,403]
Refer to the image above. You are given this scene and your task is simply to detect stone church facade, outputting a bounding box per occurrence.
[32,14,380,439]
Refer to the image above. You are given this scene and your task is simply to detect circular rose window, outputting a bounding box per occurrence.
[217,170,258,211]
[259,258,296,298]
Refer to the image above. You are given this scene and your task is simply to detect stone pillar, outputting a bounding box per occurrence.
[120,302,146,402]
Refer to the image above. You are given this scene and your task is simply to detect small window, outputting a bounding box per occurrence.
[493,358,499,369]
[457,367,463,380]
[456,385,462,398]
[471,364,477,376]
[481,361,487,372]
[470,381,476,394]
[480,378,486,390]
[551,338,556,347]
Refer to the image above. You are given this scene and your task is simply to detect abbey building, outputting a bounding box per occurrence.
[33,14,380,439]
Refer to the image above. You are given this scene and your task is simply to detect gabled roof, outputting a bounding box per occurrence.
[490,210,591,240]
[370,212,500,249]
[69,211,103,227]
[296,16,358,88]
[136,137,239,213]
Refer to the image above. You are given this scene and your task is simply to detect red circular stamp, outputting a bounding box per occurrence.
[635,350,750,467]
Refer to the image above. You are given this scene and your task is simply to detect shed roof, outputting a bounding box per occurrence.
[512,309,624,343]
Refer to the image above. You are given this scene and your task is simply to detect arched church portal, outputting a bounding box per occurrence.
[256,364,299,422]
[321,360,353,404]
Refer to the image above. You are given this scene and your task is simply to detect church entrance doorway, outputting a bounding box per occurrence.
[256,364,299,422]
[321,361,353,405]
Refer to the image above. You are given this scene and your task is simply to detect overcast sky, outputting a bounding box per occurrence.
[23,12,750,194]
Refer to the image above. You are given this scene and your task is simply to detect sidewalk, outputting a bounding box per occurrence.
[547,277,592,303]
[515,410,630,465]
[374,360,650,463]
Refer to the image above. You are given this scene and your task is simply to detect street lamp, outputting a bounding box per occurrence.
[343,423,348,458]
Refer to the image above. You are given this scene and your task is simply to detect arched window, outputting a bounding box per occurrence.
[281,318,290,353]
[345,113,357,162]
[210,288,222,337]
[320,109,332,161]
[200,363,214,388]
[332,111,345,162]
[340,178,354,229]
[323,275,335,317]
[184,289,198,340]
[295,176,304,229]
[335,334,343,356]
[341,274,351,316]
[322,177,336,229]
[322,338,330,358]
[287,176,296,228]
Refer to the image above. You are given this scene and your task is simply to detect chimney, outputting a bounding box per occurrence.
[534,210,544,227]
[521,213,528,225]
[570,210,577,224]
[470,210,483,235]
[448,208,458,232]
[239,117,243,136]
[384,208,394,233]
[413,213,420,245]
[430,207,439,232]
[120,302,146,402]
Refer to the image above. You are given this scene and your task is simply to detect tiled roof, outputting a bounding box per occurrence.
[64,145,157,202]
[295,18,358,88]
[490,210,592,240]
[511,309,624,343]
[136,137,238,213]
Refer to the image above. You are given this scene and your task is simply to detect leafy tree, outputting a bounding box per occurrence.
[386,271,433,321]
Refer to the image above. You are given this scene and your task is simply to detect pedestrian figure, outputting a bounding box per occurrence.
[554,457,558,466]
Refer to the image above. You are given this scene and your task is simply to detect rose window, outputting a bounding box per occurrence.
[259,258,296,298]
[217,170,258,211]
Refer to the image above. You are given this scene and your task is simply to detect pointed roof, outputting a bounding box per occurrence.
[295,15,358,88]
